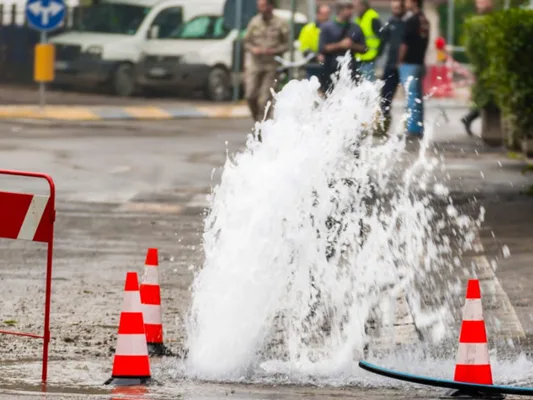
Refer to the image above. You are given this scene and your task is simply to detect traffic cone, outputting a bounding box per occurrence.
[454,279,493,385]
[105,272,151,386]
[140,248,172,356]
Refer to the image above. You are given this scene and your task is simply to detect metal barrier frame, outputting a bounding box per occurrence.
[0,169,56,383]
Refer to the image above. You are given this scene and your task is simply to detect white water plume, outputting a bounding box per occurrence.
[184,60,483,383]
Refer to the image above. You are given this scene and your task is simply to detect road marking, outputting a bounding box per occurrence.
[122,106,173,120]
[186,193,211,209]
[471,233,525,339]
[370,229,525,351]
[118,202,183,214]
[369,290,419,350]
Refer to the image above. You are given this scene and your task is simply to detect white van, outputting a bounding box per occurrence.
[49,0,214,96]
[135,7,308,101]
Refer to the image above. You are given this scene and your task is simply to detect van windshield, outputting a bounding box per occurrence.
[73,3,150,35]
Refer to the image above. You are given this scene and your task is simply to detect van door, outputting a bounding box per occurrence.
[142,6,184,65]
[147,6,184,41]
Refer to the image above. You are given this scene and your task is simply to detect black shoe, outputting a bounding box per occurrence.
[461,116,473,136]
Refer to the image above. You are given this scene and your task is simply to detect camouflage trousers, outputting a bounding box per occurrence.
[245,68,278,122]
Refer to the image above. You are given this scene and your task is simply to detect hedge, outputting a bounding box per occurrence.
[464,9,533,144]
[438,0,528,63]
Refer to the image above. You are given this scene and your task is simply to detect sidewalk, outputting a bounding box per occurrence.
[0,98,470,122]
[0,82,470,121]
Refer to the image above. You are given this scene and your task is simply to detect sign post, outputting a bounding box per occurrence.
[25,0,66,109]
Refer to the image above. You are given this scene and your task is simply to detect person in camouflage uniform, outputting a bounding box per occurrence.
[244,0,290,123]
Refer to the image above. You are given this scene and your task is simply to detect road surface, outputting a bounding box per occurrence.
[0,108,532,399]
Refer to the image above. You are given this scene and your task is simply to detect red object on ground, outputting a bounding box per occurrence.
[0,169,56,384]
[423,64,454,98]
[454,279,494,385]
[140,248,164,345]
[108,272,151,384]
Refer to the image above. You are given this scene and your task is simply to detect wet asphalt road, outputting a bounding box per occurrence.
[0,107,533,399]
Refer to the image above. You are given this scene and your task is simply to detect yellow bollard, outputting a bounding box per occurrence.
[436,49,447,64]
[34,43,55,82]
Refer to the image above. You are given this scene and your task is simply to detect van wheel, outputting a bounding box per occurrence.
[112,63,135,97]
[206,67,231,102]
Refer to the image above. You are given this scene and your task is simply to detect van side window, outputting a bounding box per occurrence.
[212,17,230,39]
[172,15,230,39]
[177,16,211,38]
[150,6,183,39]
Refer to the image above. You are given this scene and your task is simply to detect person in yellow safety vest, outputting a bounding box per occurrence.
[298,4,331,80]
[353,0,383,82]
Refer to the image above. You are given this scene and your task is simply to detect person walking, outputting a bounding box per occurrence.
[379,0,406,133]
[353,0,383,82]
[298,4,331,80]
[243,0,290,123]
[460,0,493,135]
[318,1,366,94]
[380,0,406,127]
[397,0,429,138]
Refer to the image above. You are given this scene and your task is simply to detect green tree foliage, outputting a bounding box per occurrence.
[487,10,533,138]
[464,9,533,142]
[438,0,528,62]
[463,15,494,108]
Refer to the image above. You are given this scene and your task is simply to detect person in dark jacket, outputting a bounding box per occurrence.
[379,0,406,131]
[318,1,366,94]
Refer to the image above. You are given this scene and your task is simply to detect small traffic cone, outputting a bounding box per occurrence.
[140,248,172,356]
[454,279,493,385]
[105,272,151,386]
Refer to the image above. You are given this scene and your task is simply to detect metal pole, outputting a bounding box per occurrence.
[232,0,243,102]
[308,0,316,22]
[39,31,46,109]
[288,0,296,80]
[446,0,454,52]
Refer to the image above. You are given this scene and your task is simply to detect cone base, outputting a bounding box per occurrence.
[148,342,173,357]
[104,376,151,386]
[441,389,506,399]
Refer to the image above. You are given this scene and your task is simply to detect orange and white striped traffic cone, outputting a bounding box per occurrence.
[454,279,493,385]
[140,248,172,356]
[105,272,151,386]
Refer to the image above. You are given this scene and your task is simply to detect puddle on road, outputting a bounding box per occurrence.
[2,355,533,400]
[0,359,409,400]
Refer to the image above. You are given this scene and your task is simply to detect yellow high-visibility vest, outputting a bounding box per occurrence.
[298,22,321,54]
[354,8,381,62]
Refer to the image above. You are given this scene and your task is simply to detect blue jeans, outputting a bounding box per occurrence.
[399,63,424,136]
[357,61,376,82]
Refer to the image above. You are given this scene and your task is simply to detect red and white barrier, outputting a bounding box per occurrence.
[423,52,475,99]
[0,169,56,383]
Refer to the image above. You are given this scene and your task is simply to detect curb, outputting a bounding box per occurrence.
[0,98,468,122]
[0,105,251,121]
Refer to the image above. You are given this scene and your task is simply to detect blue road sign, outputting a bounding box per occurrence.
[25,0,66,32]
